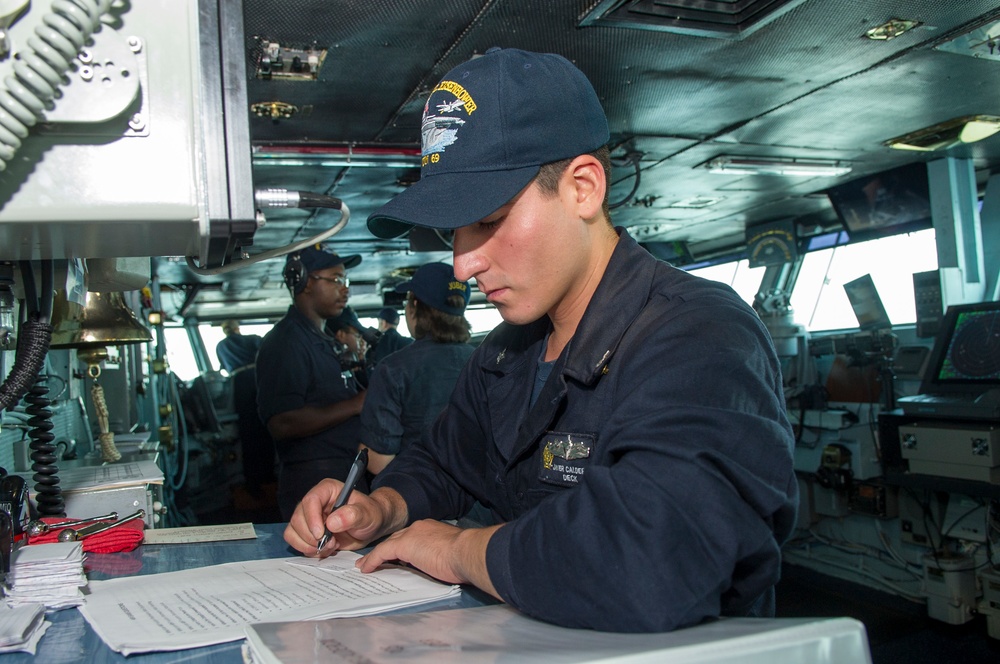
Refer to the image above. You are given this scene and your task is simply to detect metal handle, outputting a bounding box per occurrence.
[57,509,145,542]
[26,511,118,538]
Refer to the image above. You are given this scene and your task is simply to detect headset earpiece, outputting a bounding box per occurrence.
[283,252,307,293]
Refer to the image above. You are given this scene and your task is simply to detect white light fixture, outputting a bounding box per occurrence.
[705,156,852,177]
[254,157,421,169]
[885,115,1000,151]
[253,147,422,170]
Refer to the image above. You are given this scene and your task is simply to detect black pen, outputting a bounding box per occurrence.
[316,447,368,554]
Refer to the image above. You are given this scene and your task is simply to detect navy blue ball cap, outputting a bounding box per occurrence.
[291,244,361,273]
[367,48,610,239]
[328,306,365,334]
[377,306,400,325]
[395,262,470,316]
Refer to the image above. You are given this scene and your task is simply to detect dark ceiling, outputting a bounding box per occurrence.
[158,0,1000,321]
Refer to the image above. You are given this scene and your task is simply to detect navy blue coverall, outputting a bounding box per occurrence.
[374,228,798,633]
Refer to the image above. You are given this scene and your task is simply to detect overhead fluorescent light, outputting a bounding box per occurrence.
[254,157,420,169]
[705,156,852,177]
[885,115,1000,151]
[253,146,423,169]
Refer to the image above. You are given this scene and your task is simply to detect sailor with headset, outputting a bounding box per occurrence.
[255,244,367,520]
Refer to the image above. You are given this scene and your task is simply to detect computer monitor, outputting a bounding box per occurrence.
[826,162,933,243]
[843,274,892,331]
[918,300,1000,395]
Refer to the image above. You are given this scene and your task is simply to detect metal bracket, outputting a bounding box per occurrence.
[40,28,143,127]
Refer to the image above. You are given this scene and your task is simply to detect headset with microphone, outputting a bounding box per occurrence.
[283,252,308,294]
[284,245,361,295]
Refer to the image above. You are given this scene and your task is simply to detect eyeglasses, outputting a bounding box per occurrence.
[310,274,349,288]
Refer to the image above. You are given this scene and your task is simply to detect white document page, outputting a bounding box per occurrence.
[0,603,44,648]
[78,553,460,655]
[21,459,165,493]
[0,618,49,656]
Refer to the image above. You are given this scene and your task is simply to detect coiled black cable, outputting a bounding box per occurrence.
[26,377,63,516]
[0,261,52,410]
[0,315,51,410]
[3,260,62,514]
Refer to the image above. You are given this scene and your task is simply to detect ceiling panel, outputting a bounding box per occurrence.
[157,0,1000,321]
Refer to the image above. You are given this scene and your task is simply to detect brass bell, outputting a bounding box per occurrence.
[49,290,152,349]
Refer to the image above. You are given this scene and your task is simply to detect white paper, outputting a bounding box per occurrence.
[78,553,460,655]
[7,541,83,567]
[0,602,44,647]
[0,617,49,655]
[17,459,164,493]
[4,542,87,611]
[285,555,363,573]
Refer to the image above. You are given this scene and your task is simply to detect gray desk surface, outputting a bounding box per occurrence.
[6,523,490,663]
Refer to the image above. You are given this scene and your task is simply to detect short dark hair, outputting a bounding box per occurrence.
[534,146,611,220]
[410,294,471,343]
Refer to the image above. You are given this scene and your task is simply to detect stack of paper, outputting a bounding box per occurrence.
[44,458,165,492]
[79,552,461,655]
[3,542,88,611]
[0,602,48,655]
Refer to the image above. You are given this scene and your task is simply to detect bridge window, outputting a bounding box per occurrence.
[789,229,937,331]
[686,260,766,307]
[163,322,273,381]
[686,228,938,332]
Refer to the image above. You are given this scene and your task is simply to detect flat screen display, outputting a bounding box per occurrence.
[921,301,1000,391]
[826,162,933,242]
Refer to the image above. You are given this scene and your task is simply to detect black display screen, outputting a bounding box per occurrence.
[826,162,933,242]
[923,301,1000,389]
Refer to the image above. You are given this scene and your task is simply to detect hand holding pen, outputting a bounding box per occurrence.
[316,447,368,554]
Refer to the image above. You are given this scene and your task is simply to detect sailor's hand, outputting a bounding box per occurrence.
[284,479,371,555]
[357,519,502,599]
[284,484,407,556]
